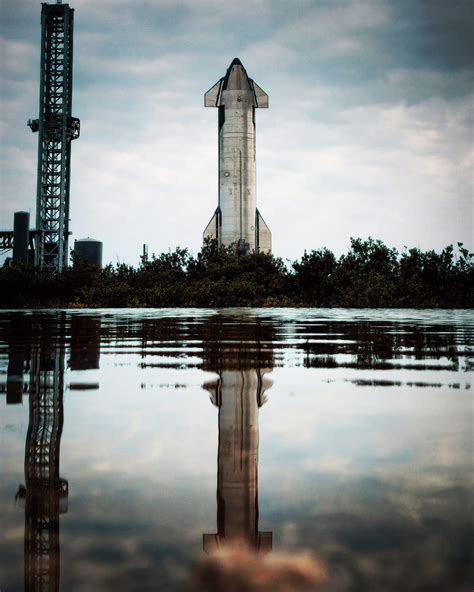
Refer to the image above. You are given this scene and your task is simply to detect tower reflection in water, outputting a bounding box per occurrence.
[8,314,101,591]
[13,317,68,592]
[202,314,274,554]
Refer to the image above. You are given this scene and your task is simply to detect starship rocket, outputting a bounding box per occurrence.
[203,58,271,254]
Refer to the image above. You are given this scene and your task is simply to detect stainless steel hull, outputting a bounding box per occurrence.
[204,58,271,254]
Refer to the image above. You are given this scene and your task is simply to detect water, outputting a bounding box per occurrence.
[0,308,472,591]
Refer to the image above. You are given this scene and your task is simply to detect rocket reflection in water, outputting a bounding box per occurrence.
[202,315,273,553]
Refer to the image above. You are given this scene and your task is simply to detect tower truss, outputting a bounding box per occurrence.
[29,2,80,270]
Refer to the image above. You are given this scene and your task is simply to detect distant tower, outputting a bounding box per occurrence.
[28,2,80,270]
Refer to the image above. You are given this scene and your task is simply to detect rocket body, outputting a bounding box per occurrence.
[204,58,271,254]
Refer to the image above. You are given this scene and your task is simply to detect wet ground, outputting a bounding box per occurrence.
[0,308,472,591]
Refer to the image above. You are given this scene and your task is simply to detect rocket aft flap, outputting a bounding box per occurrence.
[203,58,271,254]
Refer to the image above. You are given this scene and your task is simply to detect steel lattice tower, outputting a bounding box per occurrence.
[29,2,80,270]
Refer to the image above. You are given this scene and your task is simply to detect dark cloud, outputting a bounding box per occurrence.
[264,473,473,592]
[406,0,474,70]
[3,469,471,591]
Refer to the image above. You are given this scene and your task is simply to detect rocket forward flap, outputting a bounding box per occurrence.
[205,79,223,107]
[251,81,269,108]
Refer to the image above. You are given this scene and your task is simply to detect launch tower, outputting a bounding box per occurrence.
[28,1,80,270]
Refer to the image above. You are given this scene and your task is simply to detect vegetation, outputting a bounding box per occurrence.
[1,238,472,308]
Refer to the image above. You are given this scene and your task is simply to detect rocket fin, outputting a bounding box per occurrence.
[251,81,269,108]
[203,208,220,242]
[202,377,221,407]
[256,209,271,253]
[203,534,220,554]
[204,79,223,107]
[257,368,273,407]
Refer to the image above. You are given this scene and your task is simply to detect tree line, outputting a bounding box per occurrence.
[1,238,472,308]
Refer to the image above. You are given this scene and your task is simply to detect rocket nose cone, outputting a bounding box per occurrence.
[225,58,251,91]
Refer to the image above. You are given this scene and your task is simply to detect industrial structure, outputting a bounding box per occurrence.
[29,1,80,270]
[0,1,81,270]
[73,238,103,267]
[0,212,35,266]
[12,212,31,265]
[204,58,271,254]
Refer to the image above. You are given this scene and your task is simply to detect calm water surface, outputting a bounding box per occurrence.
[0,308,472,591]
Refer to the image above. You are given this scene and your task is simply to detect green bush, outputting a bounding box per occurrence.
[1,239,472,308]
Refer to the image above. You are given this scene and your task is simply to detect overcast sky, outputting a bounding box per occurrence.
[1,0,472,265]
